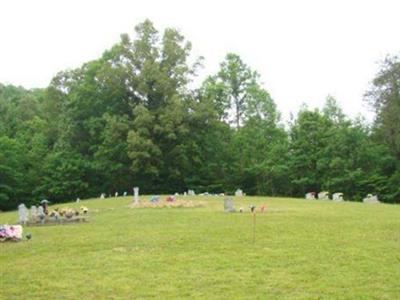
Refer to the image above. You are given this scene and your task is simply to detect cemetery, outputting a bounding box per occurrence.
[1,194,399,299]
[1,2,399,298]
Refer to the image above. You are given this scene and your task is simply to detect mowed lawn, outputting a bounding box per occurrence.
[0,196,399,299]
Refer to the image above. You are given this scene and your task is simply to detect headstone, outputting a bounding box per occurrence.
[174,192,179,196]
[318,191,329,200]
[184,192,187,196]
[30,205,38,222]
[224,198,235,212]
[332,193,344,201]
[37,206,45,224]
[18,204,28,225]
[123,191,127,196]
[100,193,105,199]
[363,194,380,204]
[115,192,118,197]
[305,192,316,200]
[188,190,195,196]
[235,189,243,197]
[133,187,139,204]
[76,198,80,203]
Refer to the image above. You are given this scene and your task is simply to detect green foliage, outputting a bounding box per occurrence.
[202,53,262,127]
[0,136,25,210]
[40,150,89,201]
[0,21,399,209]
[365,55,400,160]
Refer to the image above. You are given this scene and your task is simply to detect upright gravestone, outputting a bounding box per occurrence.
[332,193,344,201]
[100,193,105,199]
[37,205,45,224]
[224,198,236,212]
[305,192,316,200]
[30,205,38,223]
[188,190,195,196]
[363,194,380,204]
[18,204,28,225]
[235,189,243,197]
[133,187,139,204]
[318,191,329,200]
[115,192,119,197]
[123,191,127,196]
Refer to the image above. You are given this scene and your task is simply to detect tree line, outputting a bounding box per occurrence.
[0,20,399,210]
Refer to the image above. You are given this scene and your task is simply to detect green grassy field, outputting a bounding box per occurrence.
[1,196,399,299]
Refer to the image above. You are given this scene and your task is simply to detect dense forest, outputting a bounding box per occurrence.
[1,20,399,210]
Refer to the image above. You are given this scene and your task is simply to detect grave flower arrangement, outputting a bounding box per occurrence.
[130,197,203,209]
[0,225,23,242]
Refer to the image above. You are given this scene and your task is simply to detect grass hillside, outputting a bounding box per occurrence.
[1,196,399,299]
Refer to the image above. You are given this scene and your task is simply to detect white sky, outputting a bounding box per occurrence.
[1,0,399,122]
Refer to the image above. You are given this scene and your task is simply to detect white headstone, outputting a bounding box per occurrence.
[115,192,118,197]
[188,190,195,196]
[305,192,316,200]
[318,191,329,200]
[235,189,243,197]
[100,193,105,199]
[133,187,139,204]
[18,204,28,225]
[363,194,380,204]
[123,191,127,196]
[332,193,344,201]
[184,192,187,196]
[76,198,80,203]
[37,206,45,224]
[30,205,38,222]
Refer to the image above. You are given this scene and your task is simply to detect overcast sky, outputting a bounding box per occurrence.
[1,0,399,122]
